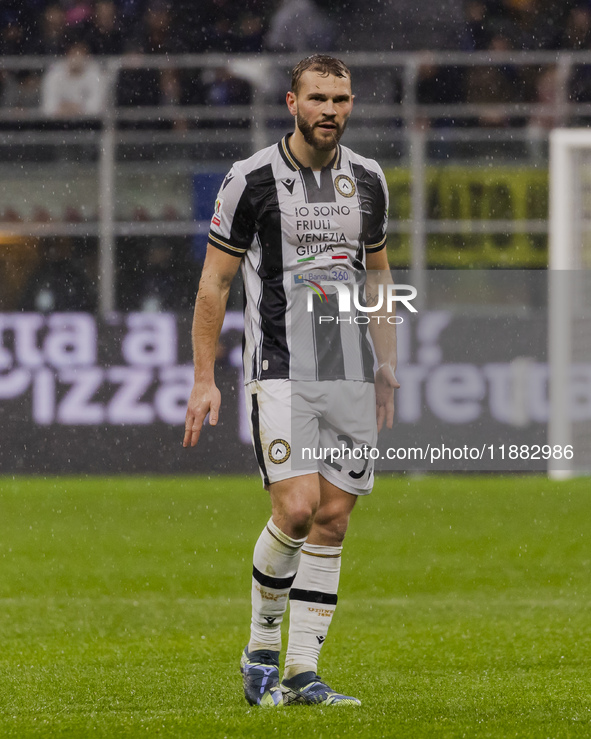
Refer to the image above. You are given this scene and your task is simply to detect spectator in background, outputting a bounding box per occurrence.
[85,0,124,55]
[116,39,188,131]
[133,0,183,54]
[116,40,165,132]
[264,0,335,103]
[503,0,558,50]
[464,0,490,49]
[31,4,69,56]
[464,22,524,127]
[117,41,161,111]
[118,0,150,28]
[0,13,26,55]
[192,64,252,132]
[177,1,267,54]
[528,64,563,133]
[205,67,252,106]
[63,0,94,30]
[169,2,206,53]
[201,16,236,53]
[265,0,335,52]
[177,2,259,120]
[199,0,241,52]
[417,60,466,128]
[560,3,591,49]
[232,12,265,53]
[0,1,45,39]
[41,39,105,118]
[128,1,185,127]
[0,15,39,119]
[0,1,45,53]
[463,0,575,50]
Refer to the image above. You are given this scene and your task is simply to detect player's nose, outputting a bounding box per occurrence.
[322,99,337,116]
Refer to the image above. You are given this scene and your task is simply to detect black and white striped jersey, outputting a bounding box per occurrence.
[208,133,389,384]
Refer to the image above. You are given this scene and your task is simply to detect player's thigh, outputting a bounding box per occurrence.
[318,380,377,496]
[244,379,320,488]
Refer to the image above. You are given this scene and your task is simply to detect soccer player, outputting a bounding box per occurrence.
[184,55,399,707]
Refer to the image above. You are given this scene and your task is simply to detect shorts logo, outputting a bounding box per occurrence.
[334,175,356,198]
[269,439,291,464]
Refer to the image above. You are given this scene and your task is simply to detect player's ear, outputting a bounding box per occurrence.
[286,90,297,116]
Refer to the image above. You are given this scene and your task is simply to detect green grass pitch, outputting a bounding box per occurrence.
[1,474,590,738]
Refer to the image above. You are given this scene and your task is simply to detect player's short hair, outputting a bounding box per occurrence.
[291,55,351,96]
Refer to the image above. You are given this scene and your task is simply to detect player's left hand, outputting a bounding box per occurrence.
[375,364,400,432]
[183,380,221,448]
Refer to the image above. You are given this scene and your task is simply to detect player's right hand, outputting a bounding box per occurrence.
[183,381,221,448]
[375,363,400,433]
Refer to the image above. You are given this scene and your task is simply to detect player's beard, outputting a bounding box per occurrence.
[297,113,347,152]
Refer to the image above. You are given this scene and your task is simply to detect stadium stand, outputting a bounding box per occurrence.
[0,0,590,311]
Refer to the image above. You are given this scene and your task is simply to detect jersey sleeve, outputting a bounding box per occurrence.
[364,164,389,254]
[208,166,256,257]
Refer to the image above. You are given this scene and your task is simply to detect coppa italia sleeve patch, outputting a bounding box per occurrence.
[211,197,223,227]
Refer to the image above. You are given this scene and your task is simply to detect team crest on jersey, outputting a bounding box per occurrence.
[334,175,356,198]
[268,439,291,464]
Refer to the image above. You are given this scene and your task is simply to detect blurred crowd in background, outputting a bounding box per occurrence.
[1,0,591,56]
[1,0,590,314]
[1,0,591,115]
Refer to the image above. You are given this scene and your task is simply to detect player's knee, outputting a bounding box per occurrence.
[271,495,317,537]
[281,500,318,538]
[270,475,320,538]
[313,508,350,545]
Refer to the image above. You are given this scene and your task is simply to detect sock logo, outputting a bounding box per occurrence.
[264,616,276,624]
[316,635,326,644]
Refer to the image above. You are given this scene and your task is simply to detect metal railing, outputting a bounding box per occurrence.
[1,50,591,312]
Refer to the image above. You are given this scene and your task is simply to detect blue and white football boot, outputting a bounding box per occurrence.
[240,647,283,707]
[281,671,361,706]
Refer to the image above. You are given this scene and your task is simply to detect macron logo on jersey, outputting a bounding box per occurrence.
[282,178,295,194]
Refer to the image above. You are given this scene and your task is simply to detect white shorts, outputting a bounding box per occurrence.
[245,379,377,496]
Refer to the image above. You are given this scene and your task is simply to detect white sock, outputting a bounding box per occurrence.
[249,517,306,652]
[284,543,342,678]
